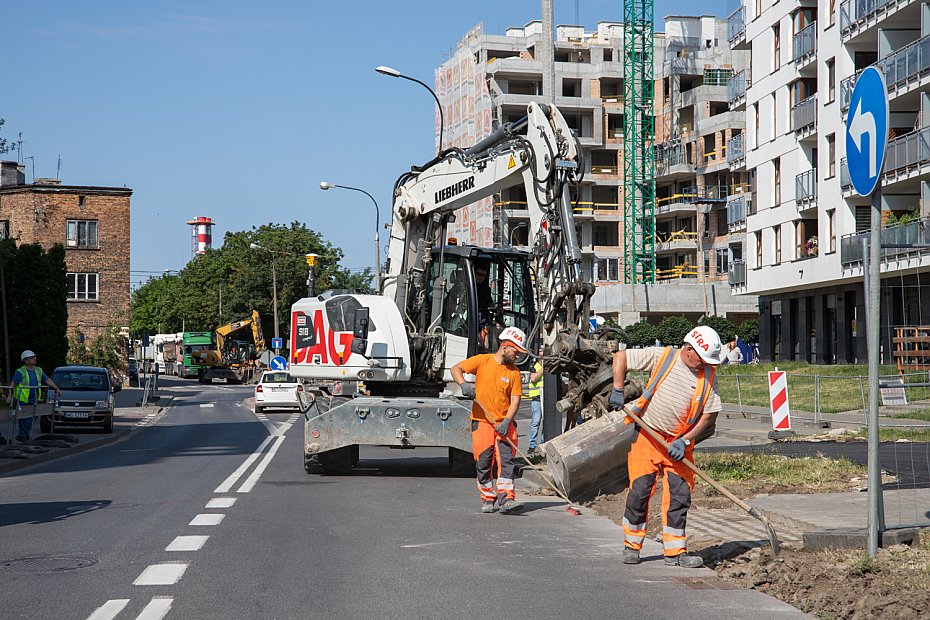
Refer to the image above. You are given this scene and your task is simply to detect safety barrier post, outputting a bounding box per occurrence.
[735,374,745,417]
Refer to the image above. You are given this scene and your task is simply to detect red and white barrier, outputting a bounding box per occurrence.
[768,370,791,430]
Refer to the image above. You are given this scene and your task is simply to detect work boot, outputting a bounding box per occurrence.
[497,496,524,514]
[665,553,704,568]
[15,435,28,444]
[481,501,497,513]
[622,547,641,565]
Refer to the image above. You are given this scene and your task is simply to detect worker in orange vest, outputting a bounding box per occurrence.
[609,325,725,568]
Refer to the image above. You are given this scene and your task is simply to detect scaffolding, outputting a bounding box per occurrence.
[623,0,656,283]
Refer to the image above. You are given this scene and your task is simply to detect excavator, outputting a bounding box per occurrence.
[290,102,637,492]
[193,310,268,384]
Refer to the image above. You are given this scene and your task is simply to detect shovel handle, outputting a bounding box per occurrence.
[622,407,754,514]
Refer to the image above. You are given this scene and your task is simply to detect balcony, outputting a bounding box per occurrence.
[885,125,930,179]
[727,6,747,48]
[591,164,620,175]
[793,22,817,69]
[840,0,915,39]
[840,158,852,191]
[840,215,930,265]
[727,193,754,233]
[728,260,747,287]
[682,185,729,203]
[727,70,749,108]
[727,133,745,168]
[840,33,930,111]
[791,95,817,136]
[795,169,817,206]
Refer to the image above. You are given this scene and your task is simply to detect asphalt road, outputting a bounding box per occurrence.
[0,381,805,620]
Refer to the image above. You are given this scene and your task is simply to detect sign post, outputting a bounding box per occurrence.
[845,66,889,556]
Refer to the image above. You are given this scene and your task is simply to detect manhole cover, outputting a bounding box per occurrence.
[0,556,98,573]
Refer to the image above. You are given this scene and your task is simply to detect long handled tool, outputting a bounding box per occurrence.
[473,397,582,515]
[623,407,781,555]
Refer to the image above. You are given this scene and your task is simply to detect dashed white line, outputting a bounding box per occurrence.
[199,403,214,408]
[133,563,188,586]
[86,599,130,620]
[206,497,236,509]
[166,535,209,551]
[135,596,174,620]
[189,513,225,526]
[237,435,285,493]
[214,435,274,492]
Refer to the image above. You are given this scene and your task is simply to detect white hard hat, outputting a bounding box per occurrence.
[683,326,726,365]
[21,350,36,361]
[499,326,527,353]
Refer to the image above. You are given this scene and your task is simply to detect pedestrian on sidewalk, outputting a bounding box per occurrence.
[451,326,526,514]
[608,325,725,568]
[725,338,743,365]
[527,350,544,456]
[10,350,61,442]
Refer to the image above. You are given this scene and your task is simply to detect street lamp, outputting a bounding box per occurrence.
[375,65,445,153]
[319,181,381,293]
[249,242,279,349]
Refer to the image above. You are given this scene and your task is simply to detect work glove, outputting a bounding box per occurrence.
[495,418,512,437]
[667,438,687,462]
[608,387,625,411]
[459,383,476,399]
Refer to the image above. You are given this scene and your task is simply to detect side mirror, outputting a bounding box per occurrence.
[111,385,122,393]
[353,308,370,339]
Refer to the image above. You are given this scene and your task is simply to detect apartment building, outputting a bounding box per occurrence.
[437,18,758,324]
[731,0,930,364]
[0,161,132,340]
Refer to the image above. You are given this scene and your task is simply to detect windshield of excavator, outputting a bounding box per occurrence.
[477,255,531,334]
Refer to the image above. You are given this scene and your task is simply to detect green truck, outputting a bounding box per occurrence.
[181,331,213,379]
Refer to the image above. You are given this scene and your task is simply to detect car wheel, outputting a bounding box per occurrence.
[102,417,113,433]
[255,405,263,413]
[40,416,52,434]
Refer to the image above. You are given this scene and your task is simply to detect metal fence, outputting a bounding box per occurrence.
[885,125,930,174]
[791,94,817,132]
[727,70,748,104]
[795,169,817,203]
[840,0,897,34]
[727,193,752,230]
[841,33,930,110]
[727,6,746,42]
[793,21,817,61]
[728,259,746,286]
[840,214,930,265]
[727,132,744,164]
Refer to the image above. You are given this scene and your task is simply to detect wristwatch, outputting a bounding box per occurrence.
[681,438,692,447]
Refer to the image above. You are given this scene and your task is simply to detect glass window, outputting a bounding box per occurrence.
[827,59,835,102]
[715,248,729,274]
[828,209,836,253]
[755,231,763,267]
[325,295,376,333]
[430,255,469,338]
[66,220,98,248]
[262,372,293,384]
[774,225,782,264]
[67,272,98,301]
[827,134,836,177]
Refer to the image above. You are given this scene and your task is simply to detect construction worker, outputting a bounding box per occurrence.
[11,350,61,442]
[451,326,526,514]
[609,325,724,568]
[526,350,544,456]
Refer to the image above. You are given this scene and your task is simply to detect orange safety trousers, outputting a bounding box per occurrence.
[622,429,695,557]
[471,419,518,502]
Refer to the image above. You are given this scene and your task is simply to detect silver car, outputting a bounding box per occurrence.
[46,365,119,433]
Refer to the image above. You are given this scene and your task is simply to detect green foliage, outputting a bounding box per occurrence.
[699,315,736,344]
[67,325,127,373]
[735,318,760,345]
[623,320,658,348]
[0,118,13,154]
[0,239,68,379]
[656,315,692,346]
[885,208,920,226]
[131,221,372,337]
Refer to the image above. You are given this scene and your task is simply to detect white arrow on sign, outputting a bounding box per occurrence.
[850,100,878,176]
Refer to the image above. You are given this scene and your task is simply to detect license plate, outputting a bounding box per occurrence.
[271,387,289,392]
[64,411,90,419]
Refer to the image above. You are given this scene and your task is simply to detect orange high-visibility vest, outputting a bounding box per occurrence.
[625,347,715,438]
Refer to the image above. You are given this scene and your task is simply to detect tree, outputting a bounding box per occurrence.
[699,315,736,344]
[68,325,127,374]
[0,118,14,155]
[622,320,658,348]
[656,315,692,346]
[736,318,760,345]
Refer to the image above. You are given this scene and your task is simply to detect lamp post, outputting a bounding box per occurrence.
[249,243,279,347]
[319,181,381,293]
[375,65,445,153]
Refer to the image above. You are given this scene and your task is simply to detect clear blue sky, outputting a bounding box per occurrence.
[3,0,726,288]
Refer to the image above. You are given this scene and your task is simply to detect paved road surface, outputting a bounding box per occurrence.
[0,381,806,619]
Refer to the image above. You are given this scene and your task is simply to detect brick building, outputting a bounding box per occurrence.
[0,161,132,340]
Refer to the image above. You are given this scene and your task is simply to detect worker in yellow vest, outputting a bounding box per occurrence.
[11,350,61,442]
[527,351,544,456]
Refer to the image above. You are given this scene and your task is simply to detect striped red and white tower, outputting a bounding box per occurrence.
[186,216,214,255]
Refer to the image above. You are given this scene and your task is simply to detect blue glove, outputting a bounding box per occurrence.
[608,388,625,411]
[668,438,687,462]
[495,418,512,437]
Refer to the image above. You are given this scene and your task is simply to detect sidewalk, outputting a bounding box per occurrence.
[0,385,175,476]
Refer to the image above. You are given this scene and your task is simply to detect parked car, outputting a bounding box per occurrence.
[255,371,306,413]
[43,365,120,433]
[127,357,139,386]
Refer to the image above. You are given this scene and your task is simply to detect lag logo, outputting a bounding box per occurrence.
[291,310,354,366]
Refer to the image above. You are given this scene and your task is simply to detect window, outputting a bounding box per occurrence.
[773,24,781,71]
[795,220,806,258]
[67,273,99,301]
[753,103,760,147]
[755,0,762,20]
[78,195,86,207]
[755,231,763,266]
[715,248,730,274]
[703,251,710,276]
[774,225,782,264]
[829,0,836,26]
[826,58,835,103]
[595,257,620,282]
[603,49,613,62]
[774,158,781,205]
[827,209,836,253]
[827,134,836,177]
[66,219,98,248]
[0,220,8,239]
[772,94,777,136]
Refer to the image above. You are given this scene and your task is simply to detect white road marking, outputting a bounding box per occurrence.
[214,435,274,492]
[206,497,236,509]
[237,435,285,493]
[86,599,130,620]
[199,403,214,408]
[133,563,188,586]
[135,597,174,620]
[189,513,225,526]
[166,535,209,551]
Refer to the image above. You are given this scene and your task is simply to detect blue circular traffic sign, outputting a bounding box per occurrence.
[270,356,288,370]
[845,66,889,197]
